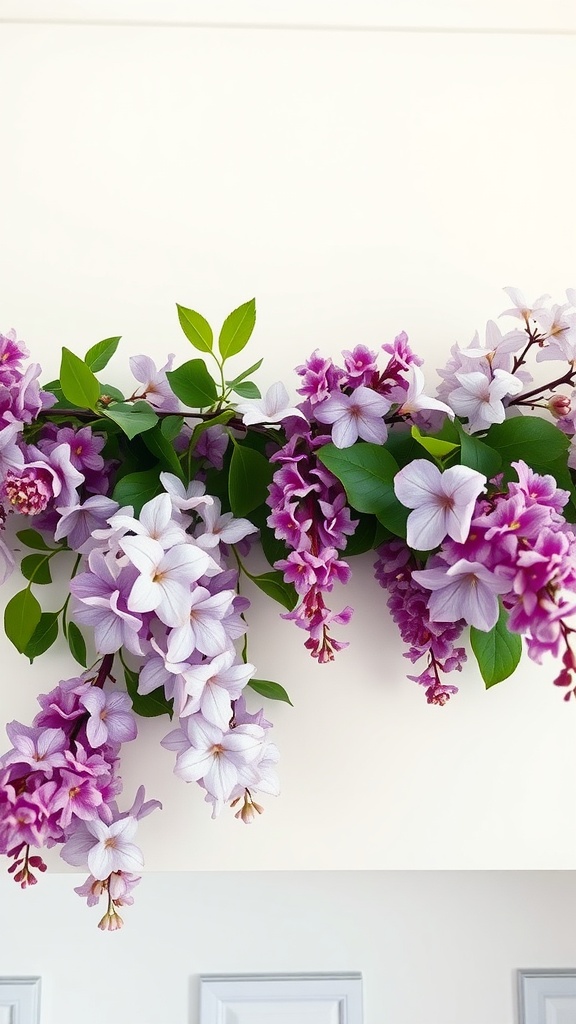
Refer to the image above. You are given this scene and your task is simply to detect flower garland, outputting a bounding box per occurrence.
[2,287,576,929]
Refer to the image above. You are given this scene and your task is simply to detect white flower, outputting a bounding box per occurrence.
[449,368,522,433]
[235,382,306,425]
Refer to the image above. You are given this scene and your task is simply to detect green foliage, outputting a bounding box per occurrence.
[67,621,87,667]
[248,678,293,705]
[470,603,522,688]
[24,612,59,662]
[226,358,264,390]
[124,665,173,719]
[249,570,298,611]
[160,415,185,441]
[228,443,273,517]
[231,381,261,399]
[218,298,256,361]
[4,589,42,653]
[166,359,218,408]
[455,424,502,478]
[60,348,100,409]
[102,400,158,439]
[142,425,185,479]
[16,529,54,551]
[485,415,569,467]
[21,553,52,585]
[84,336,121,372]
[112,468,163,513]
[411,425,460,459]
[317,442,408,537]
[176,304,213,353]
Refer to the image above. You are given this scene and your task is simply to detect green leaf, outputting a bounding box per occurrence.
[317,442,407,537]
[485,416,569,467]
[189,410,235,453]
[124,666,173,719]
[343,513,381,557]
[67,621,87,667]
[248,504,288,568]
[248,678,293,706]
[16,529,54,551]
[102,400,158,439]
[470,603,522,688]
[142,425,185,479]
[4,588,42,653]
[229,443,273,517]
[219,298,256,361]
[250,570,298,611]
[176,304,213,353]
[60,347,100,409]
[384,428,430,470]
[455,423,502,478]
[411,425,460,459]
[84,336,121,372]
[21,553,52,585]
[166,359,218,409]
[112,468,163,513]
[160,415,184,442]
[231,381,261,400]
[24,612,59,662]
[99,384,125,403]
[226,358,264,389]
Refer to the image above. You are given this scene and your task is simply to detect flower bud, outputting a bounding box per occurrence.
[548,393,572,418]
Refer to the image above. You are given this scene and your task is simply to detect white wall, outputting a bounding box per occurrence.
[1,870,575,1024]
[1,16,576,872]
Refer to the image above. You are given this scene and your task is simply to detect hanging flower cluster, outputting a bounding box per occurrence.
[2,288,576,928]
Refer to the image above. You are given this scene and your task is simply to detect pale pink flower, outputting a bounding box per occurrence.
[120,536,209,627]
[412,559,510,632]
[235,382,306,426]
[448,368,523,433]
[395,365,454,420]
[394,459,486,550]
[315,386,391,448]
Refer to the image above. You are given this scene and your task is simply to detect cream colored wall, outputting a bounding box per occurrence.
[0,18,576,871]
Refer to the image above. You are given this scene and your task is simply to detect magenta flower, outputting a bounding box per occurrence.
[412,559,510,632]
[315,386,391,448]
[394,460,486,550]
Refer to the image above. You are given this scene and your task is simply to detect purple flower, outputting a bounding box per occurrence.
[129,354,180,411]
[314,385,391,448]
[54,496,120,553]
[61,815,144,879]
[412,559,510,632]
[80,689,137,748]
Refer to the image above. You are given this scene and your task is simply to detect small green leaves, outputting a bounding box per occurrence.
[470,603,522,688]
[317,442,407,537]
[24,612,59,662]
[112,468,163,514]
[411,425,460,459]
[226,358,264,390]
[16,529,54,551]
[67,621,87,667]
[84,336,121,372]
[248,678,293,706]
[101,400,158,439]
[124,666,173,719]
[166,359,218,409]
[250,570,298,611]
[176,304,213,353]
[219,298,256,361]
[4,589,41,653]
[230,381,261,399]
[60,348,100,409]
[455,424,502,478]
[142,425,185,479]
[229,444,273,517]
[21,553,52,585]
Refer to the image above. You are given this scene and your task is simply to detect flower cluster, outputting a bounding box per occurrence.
[1,289,576,928]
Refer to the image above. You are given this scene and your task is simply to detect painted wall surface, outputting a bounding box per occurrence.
[1,870,576,1024]
[0,19,576,871]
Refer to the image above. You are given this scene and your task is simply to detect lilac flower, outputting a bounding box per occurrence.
[394,460,486,550]
[120,536,209,627]
[412,559,511,631]
[394,365,454,421]
[448,368,523,432]
[159,472,214,515]
[54,496,120,553]
[0,422,24,478]
[177,651,255,729]
[108,493,187,549]
[499,286,550,323]
[3,443,84,515]
[235,382,306,425]
[166,586,236,661]
[1,723,67,776]
[173,715,265,803]
[129,354,180,411]
[40,425,105,474]
[70,551,145,656]
[61,816,144,879]
[50,769,104,829]
[80,690,137,748]
[314,385,391,448]
[194,497,258,549]
[193,424,229,469]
